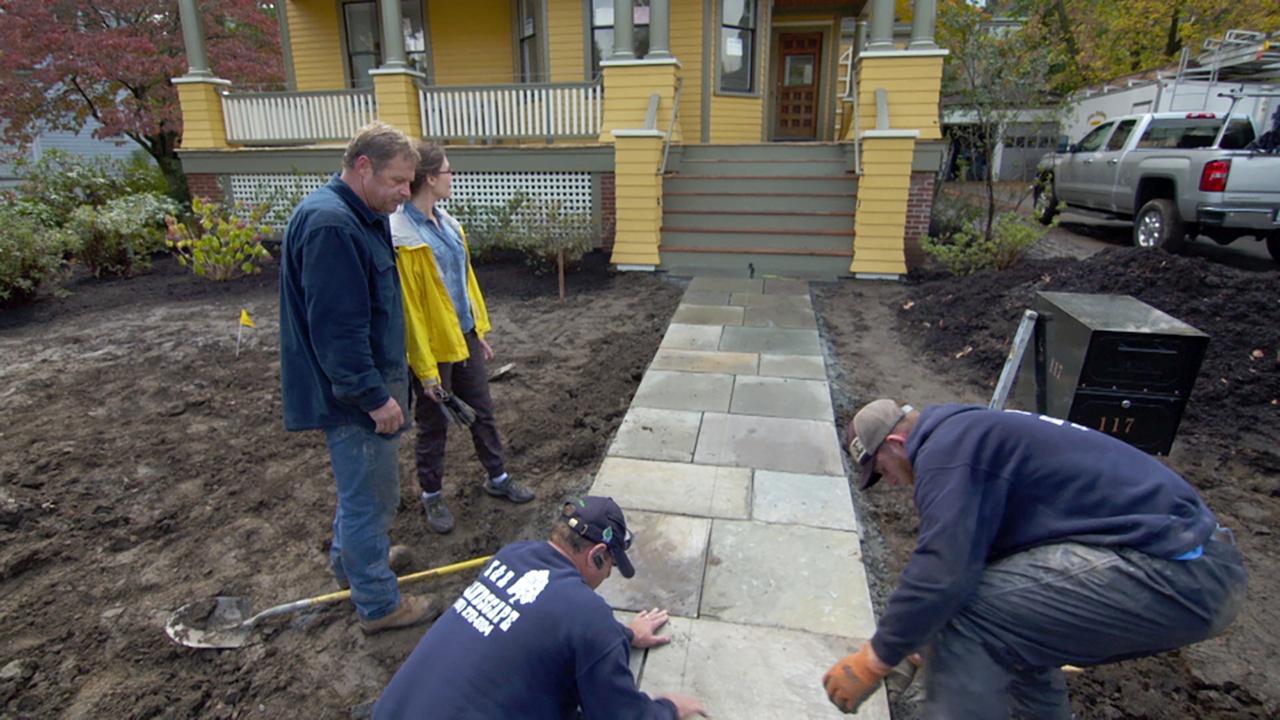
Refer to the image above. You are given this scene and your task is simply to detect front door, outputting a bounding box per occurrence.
[773,32,822,140]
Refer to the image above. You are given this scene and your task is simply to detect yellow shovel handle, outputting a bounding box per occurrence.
[307,554,493,607]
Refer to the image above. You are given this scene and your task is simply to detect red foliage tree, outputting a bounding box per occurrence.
[0,0,283,199]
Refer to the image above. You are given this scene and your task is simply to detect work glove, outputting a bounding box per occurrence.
[822,642,891,714]
[439,392,476,428]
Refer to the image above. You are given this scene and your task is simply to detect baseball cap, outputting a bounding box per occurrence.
[847,399,914,490]
[561,496,635,578]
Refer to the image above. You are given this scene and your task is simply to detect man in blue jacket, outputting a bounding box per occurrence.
[373,496,707,719]
[823,399,1247,718]
[279,121,433,634]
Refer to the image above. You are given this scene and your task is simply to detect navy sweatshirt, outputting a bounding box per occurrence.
[871,404,1216,667]
[373,541,677,720]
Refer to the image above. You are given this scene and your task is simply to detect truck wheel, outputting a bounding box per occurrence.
[1267,233,1280,263]
[1033,177,1058,226]
[1133,199,1185,252]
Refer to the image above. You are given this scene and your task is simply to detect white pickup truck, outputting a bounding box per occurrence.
[1034,111,1280,262]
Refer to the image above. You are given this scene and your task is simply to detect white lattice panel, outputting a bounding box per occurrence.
[230,171,593,227]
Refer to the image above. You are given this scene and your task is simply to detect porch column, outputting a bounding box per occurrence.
[612,0,635,59]
[648,0,672,59]
[867,0,895,50]
[176,0,212,79]
[909,0,939,50]
[378,0,408,69]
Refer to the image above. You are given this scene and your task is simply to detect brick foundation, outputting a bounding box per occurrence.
[599,172,616,249]
[904,171,935,270]
[187,173,226,203]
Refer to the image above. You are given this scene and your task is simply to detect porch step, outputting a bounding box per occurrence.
[662,210,854,234]
[659,250,851,280]
[658,143,858,280]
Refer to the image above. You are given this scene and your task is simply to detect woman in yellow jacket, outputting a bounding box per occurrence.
[390,141,535,534]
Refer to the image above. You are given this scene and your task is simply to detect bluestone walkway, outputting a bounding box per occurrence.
[591,277,889,719]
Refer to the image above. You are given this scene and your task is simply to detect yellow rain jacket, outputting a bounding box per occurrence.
[389,206,491,384]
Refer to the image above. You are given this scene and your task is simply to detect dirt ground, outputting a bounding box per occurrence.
[0,252,681,719]
[817,246,1279,719]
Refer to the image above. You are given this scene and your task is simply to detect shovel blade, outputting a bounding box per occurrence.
[164,596,257,649]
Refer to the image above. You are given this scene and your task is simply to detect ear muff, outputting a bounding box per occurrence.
[592,553,605,569]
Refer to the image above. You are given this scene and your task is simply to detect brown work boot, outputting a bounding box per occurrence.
[359,596,437,635]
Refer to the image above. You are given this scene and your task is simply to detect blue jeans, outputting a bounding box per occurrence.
[325,424,402,621]
[922,531,1247,719]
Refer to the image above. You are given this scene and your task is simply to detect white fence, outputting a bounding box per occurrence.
[222,89,378,145]
[419,82,602,141]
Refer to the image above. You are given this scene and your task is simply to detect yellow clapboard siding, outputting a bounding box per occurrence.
[669,0,703,141]
[288,1,344,90]
[862,148,916,164]
[547,0,584,82]
[430,0,514,85]
[857,203,910,219]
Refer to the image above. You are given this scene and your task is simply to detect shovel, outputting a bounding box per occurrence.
[164,554,492,649]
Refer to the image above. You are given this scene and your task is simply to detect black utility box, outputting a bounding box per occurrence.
[1014,292,1208,455]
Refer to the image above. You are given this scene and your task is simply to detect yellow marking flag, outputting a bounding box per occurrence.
[239,309,256,328]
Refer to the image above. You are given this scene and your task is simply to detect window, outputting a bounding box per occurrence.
[1076,122,1113,152]
[518,0,542,82]
[1135,118,1224,150]
[589,0,650,79]
[719,0,756,93]
[1105,119,1137,151]
[1219,119,1255,150]
[342,0,428,88]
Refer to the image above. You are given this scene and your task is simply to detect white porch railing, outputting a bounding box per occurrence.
[222,89,378,145]
[419,81,602,141]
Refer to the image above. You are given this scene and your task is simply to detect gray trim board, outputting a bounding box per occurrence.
[178,144,616,174]
[912,140,945,173]
[278,1,296,90]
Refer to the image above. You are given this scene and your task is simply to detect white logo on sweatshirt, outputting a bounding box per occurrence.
[507,569,550,605]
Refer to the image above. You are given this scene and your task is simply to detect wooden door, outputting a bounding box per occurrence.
[773,32,822,140]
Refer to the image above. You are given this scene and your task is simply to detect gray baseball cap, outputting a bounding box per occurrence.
[847,399,914,489]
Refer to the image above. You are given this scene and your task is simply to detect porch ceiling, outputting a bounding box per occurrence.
[773,0,867,13]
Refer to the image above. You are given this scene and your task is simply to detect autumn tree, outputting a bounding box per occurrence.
[0,0,283,201]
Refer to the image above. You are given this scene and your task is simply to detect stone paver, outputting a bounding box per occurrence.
[640,615,888,720]
[764,278,811,296]
[650,348,758,375]
[592,457,751,519]
[613,610,645,678]
[598,510,711,617]
[752,470,858,532]
[695,412,843,476]
[759,353,826,380]
[730,292,812,308]
[720,326,821,356]
[671,304,745,326]
[744,304,819,329]
[730,376,834,421]
[608,407,703,462]
[688,277,764,294]
[682,290,730,305]
[633,370,734,412]
[702,520,875,638]
[660,323,722,351]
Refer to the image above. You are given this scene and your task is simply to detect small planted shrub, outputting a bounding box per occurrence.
[922,211,1048,276]
[14,149,166,226]
[0,201,73,305]
[69,192,180,277]
[166,197,273,281]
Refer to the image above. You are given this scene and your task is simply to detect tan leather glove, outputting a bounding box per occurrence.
[822,642,891,714]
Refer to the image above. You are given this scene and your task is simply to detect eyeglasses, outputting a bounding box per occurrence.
[435,170,454,176]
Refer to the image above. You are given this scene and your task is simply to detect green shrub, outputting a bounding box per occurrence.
[509,199,597,273]
[13,149,166,226]
[928,193,984,241]
[922,211,1047,276]
[166,197,273,281]
[0,202,73,305]
[447,193,531,262]
[69,193,181,277]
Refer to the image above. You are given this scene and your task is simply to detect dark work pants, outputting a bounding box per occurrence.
[921,529,1247,719]
[411,331,506,494]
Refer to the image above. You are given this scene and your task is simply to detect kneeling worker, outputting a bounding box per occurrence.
[374,496,707,719]
[823,399,1247,718]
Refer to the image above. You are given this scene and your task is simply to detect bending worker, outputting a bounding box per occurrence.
[824,399,1247,718]
[390,141,534,535]
[373,496,707,719]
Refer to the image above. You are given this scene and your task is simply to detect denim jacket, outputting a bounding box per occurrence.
[278,174,410,432]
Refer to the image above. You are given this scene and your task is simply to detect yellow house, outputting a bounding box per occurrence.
[174,0,946,279]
